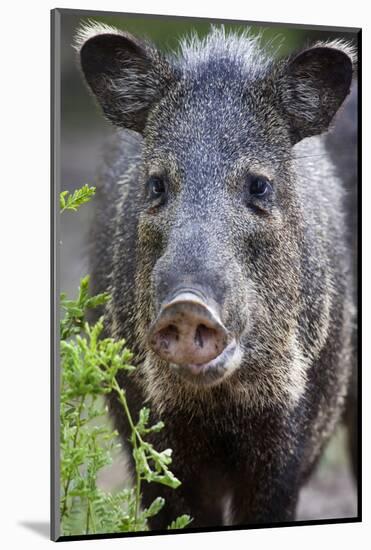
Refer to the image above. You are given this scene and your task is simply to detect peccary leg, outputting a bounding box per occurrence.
[142,459,300,528]
[230,464,300,525]
[141,466,226,530]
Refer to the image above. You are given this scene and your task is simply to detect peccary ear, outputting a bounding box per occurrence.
[277,42,355,144]
[76,24,176,132]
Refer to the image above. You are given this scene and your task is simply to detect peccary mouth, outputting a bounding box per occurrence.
[170,339,242,386]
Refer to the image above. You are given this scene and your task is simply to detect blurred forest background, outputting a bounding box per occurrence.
[59,11,358,522]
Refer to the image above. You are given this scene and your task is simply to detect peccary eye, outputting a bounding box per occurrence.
[147,176,167,202]
[248,175,272,198]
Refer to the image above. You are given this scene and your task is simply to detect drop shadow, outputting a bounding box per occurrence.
[18,521,50,539]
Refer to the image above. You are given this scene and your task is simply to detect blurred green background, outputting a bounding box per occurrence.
[59,10,358,522]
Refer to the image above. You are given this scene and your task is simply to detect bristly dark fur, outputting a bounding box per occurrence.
[77,23,357,528]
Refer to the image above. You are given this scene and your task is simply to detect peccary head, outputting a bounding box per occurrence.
[77,25,354,395]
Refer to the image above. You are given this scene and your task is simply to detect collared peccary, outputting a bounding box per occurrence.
[76,23,357,528]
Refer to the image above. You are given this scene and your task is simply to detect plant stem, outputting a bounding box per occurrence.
[86,498,90,534]
[88,500,96,533]
[61,395,85,520]
[111,378,142,530]
[133,435,141,531]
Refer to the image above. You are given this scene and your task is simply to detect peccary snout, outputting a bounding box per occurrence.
[148,292,229,366]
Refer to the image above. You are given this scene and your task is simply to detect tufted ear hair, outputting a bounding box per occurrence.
[75,23,177,133]
[275,41,356,144]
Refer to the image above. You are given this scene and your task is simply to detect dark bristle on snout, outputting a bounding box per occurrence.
[148,293,229,366]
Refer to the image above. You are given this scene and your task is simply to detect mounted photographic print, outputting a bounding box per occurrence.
[51,8,361,542]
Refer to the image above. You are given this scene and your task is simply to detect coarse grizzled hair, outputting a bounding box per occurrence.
[75,21,357,528]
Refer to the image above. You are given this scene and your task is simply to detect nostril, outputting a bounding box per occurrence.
[156,324,179,351]
[194,324,215,349]
[166,324,179,341]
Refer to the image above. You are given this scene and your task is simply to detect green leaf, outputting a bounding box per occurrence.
[144,497,165,518]
[60,191,68,210]
[60,184,96,213]
[167,514,193,530]
[60,276,110,340]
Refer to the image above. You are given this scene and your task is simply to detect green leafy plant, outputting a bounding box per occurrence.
[60,184,96,213]
[59,186,192,535]
[167,515,194,530]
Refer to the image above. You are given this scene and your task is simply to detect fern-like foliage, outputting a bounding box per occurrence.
[168,515,193,530]
[60,186,192,536]
[60,184,96,213]
[60,275,110,340]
